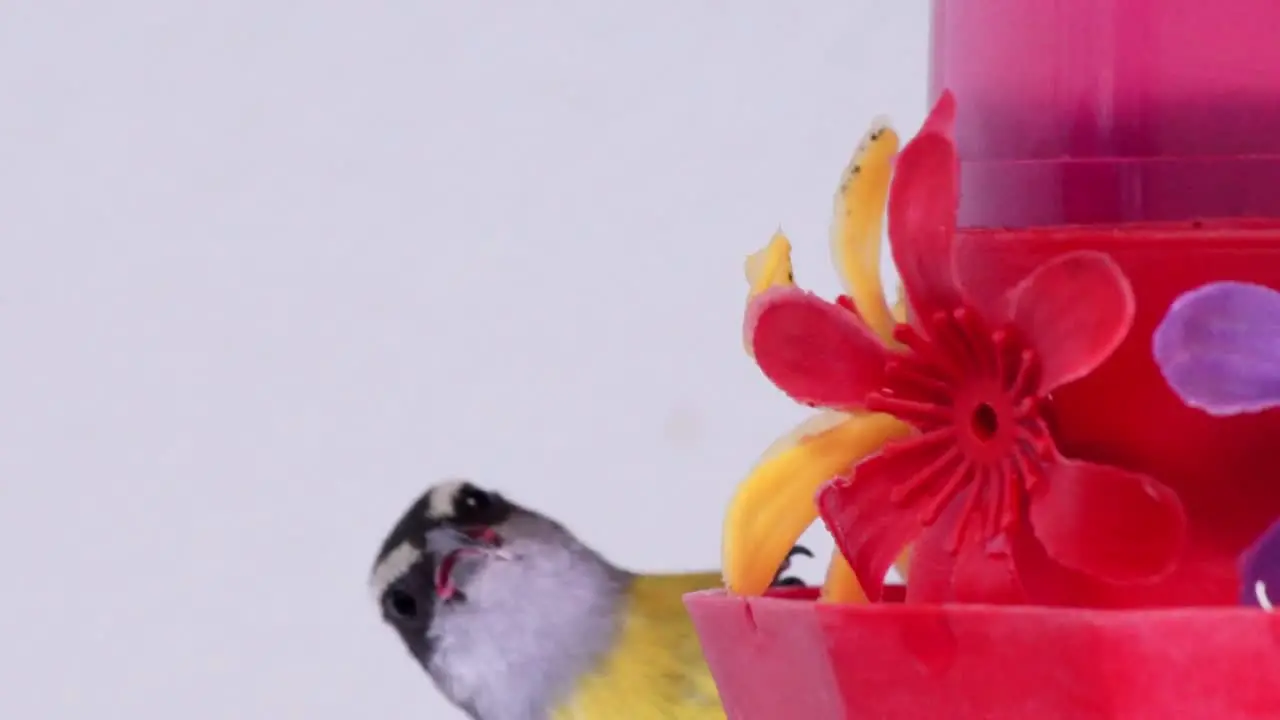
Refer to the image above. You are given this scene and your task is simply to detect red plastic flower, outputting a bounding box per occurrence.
[744,91,1188,604]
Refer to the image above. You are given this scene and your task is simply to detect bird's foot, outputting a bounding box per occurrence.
[770,545,812,587]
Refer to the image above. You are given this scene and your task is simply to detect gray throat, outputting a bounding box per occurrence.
[425,540,632,720]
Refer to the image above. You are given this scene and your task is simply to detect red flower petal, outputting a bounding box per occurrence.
[951,232,1041,326]
[887,91,962,319]
[817,445,931,601]
[921,90,958,135]
[904,492,1026,604]
[1027,456,1187,583]
[1004,250,1135,394]
[1007,526,1089,606]
[747,286,887,411]
[835,295,861,318]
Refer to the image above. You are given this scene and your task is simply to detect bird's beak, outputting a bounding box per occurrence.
[424,526,512,600]
[424,525,511,556]
[424,525,482,555]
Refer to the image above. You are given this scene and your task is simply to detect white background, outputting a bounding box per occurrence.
[0,2,927,717]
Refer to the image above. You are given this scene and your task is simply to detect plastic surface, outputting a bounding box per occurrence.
[747,91,1193,607]
[695,220,1280,716]
[957,220,1280,607]
[693,2,1280,716]
[686,588,1280,720]
[931,0,1280,226]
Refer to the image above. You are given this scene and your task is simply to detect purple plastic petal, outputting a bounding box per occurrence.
[1152,281,1280,416]
[1240,517,1280,610]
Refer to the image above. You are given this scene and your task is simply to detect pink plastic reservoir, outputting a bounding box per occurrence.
[931,0,1280,227]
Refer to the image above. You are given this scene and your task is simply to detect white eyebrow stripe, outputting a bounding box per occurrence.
[427,481,464,519]
[369,542,423,602]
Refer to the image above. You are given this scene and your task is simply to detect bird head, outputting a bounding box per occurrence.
[368,480,617,675]
[369,480,802,717]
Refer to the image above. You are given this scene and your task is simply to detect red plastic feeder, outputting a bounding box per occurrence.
[688,0,1280,717]
[689,587,1280,718]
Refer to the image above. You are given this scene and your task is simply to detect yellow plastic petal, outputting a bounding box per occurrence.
[890,284,907,323]
[821,547,913,603]
[830,117,899,343]
[743,229,797,358]
[895,545,912,577]
[744,228,796,299]
[819,550,867,603]
[722,410,913,596]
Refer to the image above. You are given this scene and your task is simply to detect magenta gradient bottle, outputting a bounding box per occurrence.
[933,0,1280,227]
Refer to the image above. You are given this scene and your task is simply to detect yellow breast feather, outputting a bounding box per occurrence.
[552,572,726,720]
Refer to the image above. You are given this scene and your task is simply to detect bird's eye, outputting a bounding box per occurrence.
[458,487,489,512]
[453,486,495,522]
[383,588,419,620]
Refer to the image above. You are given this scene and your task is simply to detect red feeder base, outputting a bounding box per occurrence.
[686,589,1280,719]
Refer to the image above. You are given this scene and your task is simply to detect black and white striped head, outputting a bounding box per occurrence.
[370,481,511,604]
[368,480,580,667]
[370,481,631,716]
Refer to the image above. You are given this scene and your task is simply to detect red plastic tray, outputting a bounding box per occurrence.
[687,588,1280,719]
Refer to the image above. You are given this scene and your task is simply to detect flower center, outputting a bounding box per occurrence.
[864,305,1056,548]
[970,402,999,441]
